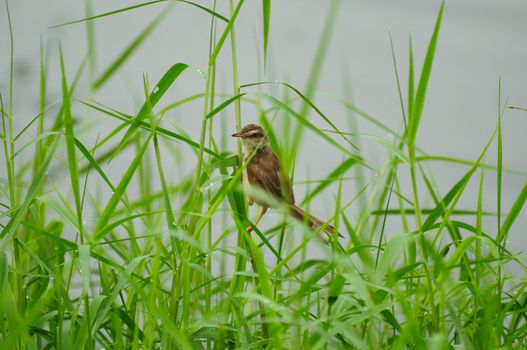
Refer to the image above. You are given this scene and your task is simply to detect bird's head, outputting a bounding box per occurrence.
[232,124,269,152]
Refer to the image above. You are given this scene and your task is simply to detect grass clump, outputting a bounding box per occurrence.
[1,1,527,349]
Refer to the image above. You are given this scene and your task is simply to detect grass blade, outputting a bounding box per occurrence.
[51,0,227,29]
[59,48,85,239]
[499,182,527,243]
[93,9,170,89]
[262,0,271,67]
[407,1,444,148]
[110,63,188,158]
[94,134,153,237]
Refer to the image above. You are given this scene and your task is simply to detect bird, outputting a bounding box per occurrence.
[232,123,337,241]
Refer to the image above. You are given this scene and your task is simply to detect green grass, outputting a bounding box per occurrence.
[1,1,527,349]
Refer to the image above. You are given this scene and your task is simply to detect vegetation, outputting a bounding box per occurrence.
[1,1,526,349]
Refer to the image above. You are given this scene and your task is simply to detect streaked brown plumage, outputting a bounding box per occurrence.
[232,124,337,241]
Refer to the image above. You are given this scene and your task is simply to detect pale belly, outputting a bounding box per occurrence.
[242,158,254,205]
[242,167,250,191]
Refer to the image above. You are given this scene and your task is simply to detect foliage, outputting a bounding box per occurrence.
[1,1,526,349]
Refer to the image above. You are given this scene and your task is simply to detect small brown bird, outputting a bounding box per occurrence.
[232,124,336,241]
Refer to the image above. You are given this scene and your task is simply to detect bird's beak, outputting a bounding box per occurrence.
[231,132,241,137]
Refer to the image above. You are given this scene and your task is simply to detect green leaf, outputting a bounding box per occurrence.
[328,274,345,306]
[10,131,60,160]
[93,9,169,89]
[205,93,246,119]
[209,0,245,64]
[110,63,188,158]
[51,0,227,29]
[94,134,153,238]
[262,0,271,67]
[82,100,222,159]
[0,139,59,241]
[60,47,85,237]
[499,182,527,242]
[79,244,91,293]
[243,81,359,151]
[407,2,444,148]
[74,137,115,191]
[300,158,356,205]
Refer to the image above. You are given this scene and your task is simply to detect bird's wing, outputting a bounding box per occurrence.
[247,150,285,205]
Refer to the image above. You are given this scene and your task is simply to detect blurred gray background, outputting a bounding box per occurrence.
[1,1,526,258]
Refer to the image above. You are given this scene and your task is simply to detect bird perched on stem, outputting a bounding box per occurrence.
[232,124,337,241]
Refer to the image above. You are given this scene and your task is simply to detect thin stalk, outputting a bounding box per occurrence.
[205,4,217,348]
[229,0,242,161]
[3,4,24,348]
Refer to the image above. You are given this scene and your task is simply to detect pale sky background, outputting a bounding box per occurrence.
[1,1,526,259]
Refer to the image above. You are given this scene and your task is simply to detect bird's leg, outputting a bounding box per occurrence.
[247,206,268,232]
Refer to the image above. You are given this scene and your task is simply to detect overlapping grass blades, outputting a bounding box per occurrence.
[1,0,526,349]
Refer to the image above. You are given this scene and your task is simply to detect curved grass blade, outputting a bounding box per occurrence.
[10,131,60,160]
[81,100,222,159]
[110,63,188,159]
[300,158,356,206]
[210,0,245,63]
[51,0,227,29]
[205,93,246,119]
[93,9,170,89]
[93,212,160,241]
[243,81,358,151]
[74,137,115,191]
[257,93,365,165]
[499,182,527,243]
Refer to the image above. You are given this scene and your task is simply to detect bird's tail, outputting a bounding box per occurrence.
[289,204,340,242]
